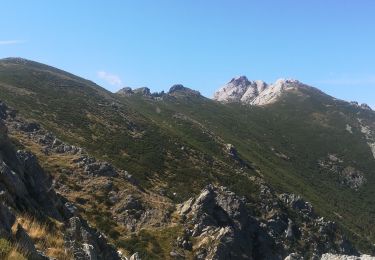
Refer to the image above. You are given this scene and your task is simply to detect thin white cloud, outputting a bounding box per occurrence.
[0,40,24,45]
[97,71,123,87]
[317,76,375,86]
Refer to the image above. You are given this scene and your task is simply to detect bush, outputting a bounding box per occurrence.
[0,238,12,257]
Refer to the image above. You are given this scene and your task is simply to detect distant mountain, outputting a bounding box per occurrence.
[0,57,374,259]
[214,76,372,109]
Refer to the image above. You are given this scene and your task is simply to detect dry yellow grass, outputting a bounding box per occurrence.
[4,249,27,260]
[12,215,72,260]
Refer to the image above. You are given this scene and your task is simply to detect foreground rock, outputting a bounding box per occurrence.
[321,254,375,260]
[177,184,361,259]
[65,217,121,260]
[0,101,123,259]
[177,185,281,259]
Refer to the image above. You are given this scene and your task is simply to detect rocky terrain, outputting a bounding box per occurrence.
[1,98,370,259]
[0,58,374,259]
[213,76,307,105]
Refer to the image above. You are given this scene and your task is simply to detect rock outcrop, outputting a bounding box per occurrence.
[318,155,367,190]
[176,184,360,259]
[168,84,201,97]
[321,254,375,260]
[0,100,123,259]
[177,185,267,260]
[64,217,121,260]
[117,87,134,96]
[213,76,315,106]
[133,87,151,96]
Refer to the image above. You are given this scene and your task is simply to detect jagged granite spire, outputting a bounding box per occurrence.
[214,76,304,105]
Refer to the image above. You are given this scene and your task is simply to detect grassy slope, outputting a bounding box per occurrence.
[120,88,375,251]
[0,58,374,252]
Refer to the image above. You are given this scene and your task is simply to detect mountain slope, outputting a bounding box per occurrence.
[0,57,374,258]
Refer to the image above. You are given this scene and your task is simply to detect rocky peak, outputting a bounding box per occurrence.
[214,76,308,105]
[133,87,151,96]
[229,75,252,87]
[168,84,201,97]
[116,87,134,96]
[213,75,263,103]
[240,80,268,103]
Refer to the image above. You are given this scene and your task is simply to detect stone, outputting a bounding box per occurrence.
[0,161,28,198]
[84,161,118,177]
[0,203,15,239]
[321,254,375,260]
[340,166,366,190]
[285,219,294,239]
[284,253,303,260]
[65,217,121,260]
[133,87,151,96]
[117,87,134,96]
[129,252,141,260]
[0,101,8,120]
[18,122,40,132]
[65,202,78,216]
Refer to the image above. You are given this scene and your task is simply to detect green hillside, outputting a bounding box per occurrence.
[0,57,374,254]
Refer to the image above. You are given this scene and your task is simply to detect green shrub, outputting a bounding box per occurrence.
[0,238,12,257]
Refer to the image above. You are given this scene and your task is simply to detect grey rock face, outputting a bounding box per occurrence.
[65,217,121,260]
[0,101,8,120]
[0,149,66,221]
[177,185,277,260]
[214,76,262,103]
[279,193,315,217]
[133,87,151,96]
[178,181,361,259]
[16,150,66,220]
[319,155,367,190]
[284,253,303,260]
[0,101,130,259]
[168,84,201,97]
[18,122,40,132]
[360,103,372,111]
[117,87,134,96]
[321,254,375,260]
[83,161,118,177]
[214,76,307,105]
[129,252,141,260]
[341,166,366,190]
[73,156,118,177]
[0,203,15,239]
[0,120,7,141]
[0,160,28,198]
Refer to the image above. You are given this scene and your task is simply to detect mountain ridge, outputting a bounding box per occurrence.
[0,57,375,259]
[1,57,372,111]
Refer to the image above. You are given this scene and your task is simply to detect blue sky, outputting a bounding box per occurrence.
[1,1,374,108]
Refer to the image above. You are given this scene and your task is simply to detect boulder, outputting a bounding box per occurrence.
[0,101,8,120]
[129,252,141,260]
[284,253,303,260]
[18,122,40,133]
[177,185,276,260]
[65,217,121,260]
[321,254,375,260]
[84,161,118,177]
[0,203,15,239]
